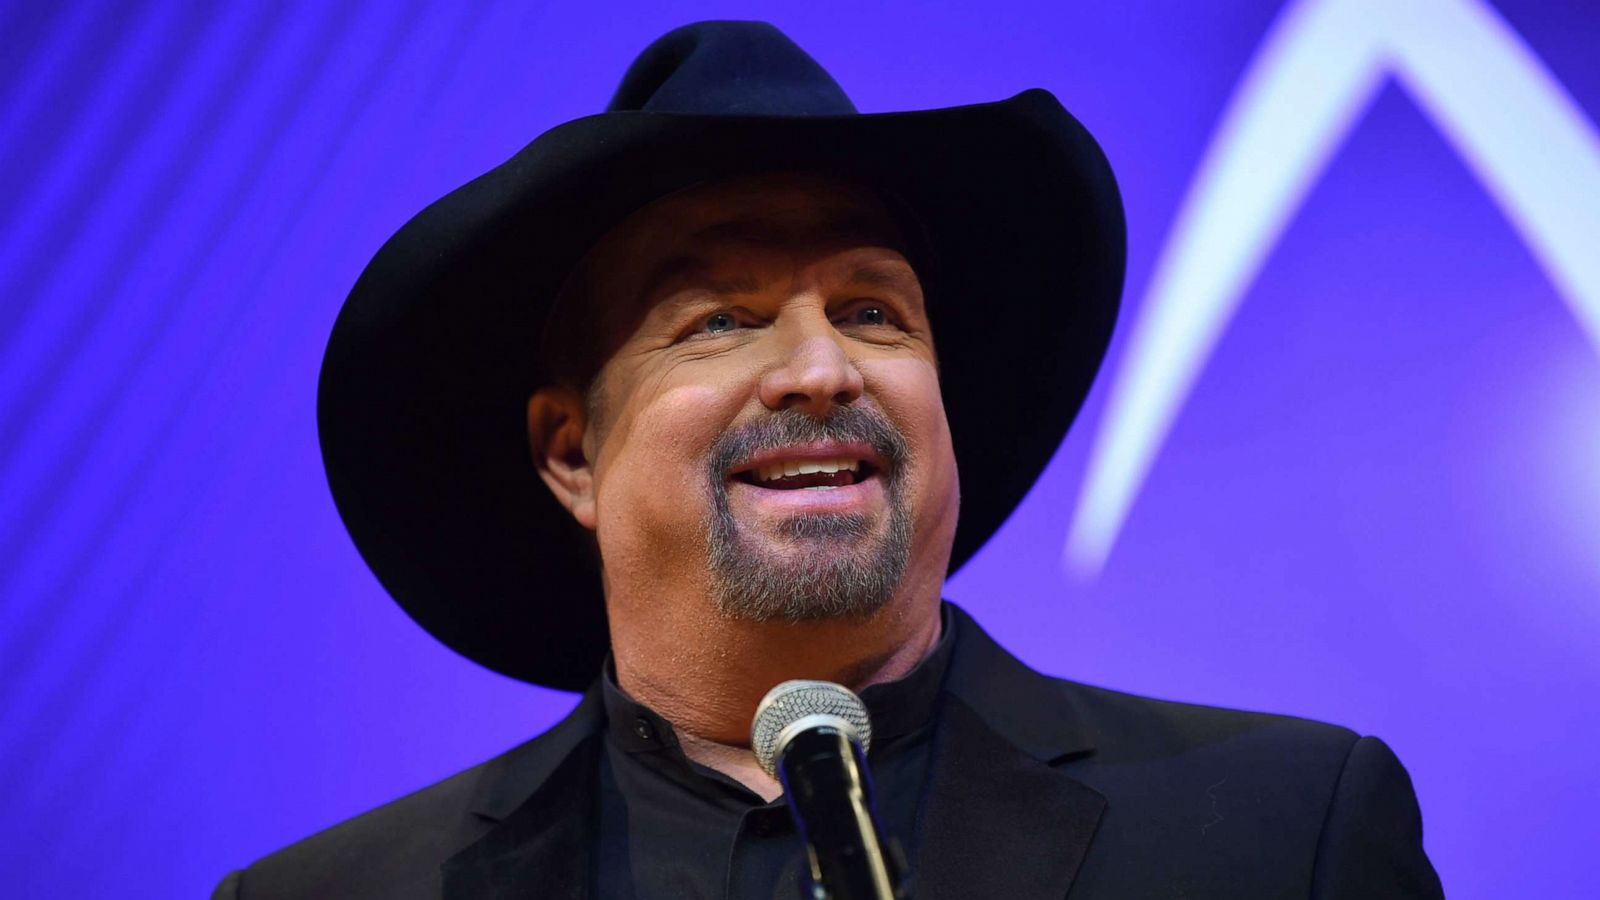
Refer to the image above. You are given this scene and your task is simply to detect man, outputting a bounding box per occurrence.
[217,21,1443,899]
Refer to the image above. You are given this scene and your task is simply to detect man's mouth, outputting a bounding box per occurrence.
[734,457,877,490]
[728,444,884,491]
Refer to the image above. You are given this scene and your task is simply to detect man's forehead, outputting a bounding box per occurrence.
[636,226,917,300]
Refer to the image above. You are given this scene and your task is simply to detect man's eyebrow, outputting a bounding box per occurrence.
[638,255,760,303]
[844,263,917,289]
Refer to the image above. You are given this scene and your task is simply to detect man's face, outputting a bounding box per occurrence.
[558,175,959,623]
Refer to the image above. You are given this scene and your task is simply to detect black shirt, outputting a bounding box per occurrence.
[594,611,956,899]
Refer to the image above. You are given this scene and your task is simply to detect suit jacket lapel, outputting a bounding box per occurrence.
[442,689,606,899]
[914,607,1107,899]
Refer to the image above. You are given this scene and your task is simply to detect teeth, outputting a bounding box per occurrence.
[754,458,864,482]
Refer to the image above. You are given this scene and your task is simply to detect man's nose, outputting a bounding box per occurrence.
[757,322,865,415]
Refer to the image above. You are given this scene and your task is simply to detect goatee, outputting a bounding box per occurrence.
[704,405,912,622]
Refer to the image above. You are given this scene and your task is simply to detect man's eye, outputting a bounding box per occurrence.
[847,305,891,326]
[704,312,739,333]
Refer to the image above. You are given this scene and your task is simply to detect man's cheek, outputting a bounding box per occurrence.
[639,382,743,449]
[616,384,738,504]
[865,363,945,463]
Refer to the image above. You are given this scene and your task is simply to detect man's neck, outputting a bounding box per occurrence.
[611,597,943,798]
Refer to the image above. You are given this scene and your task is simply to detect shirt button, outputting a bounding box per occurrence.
[633,717,654,741]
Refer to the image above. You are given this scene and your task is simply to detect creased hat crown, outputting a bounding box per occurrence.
[608,21,858,116]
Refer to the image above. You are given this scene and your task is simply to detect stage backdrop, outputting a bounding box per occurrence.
[2,1,1596,896]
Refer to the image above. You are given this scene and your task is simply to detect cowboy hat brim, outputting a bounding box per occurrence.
[318,88,1124,690]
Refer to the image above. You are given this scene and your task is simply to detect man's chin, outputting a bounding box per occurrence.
[746,538,877,573]
[706,517,909,623]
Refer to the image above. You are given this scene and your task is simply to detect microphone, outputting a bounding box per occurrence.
[751,680,905,900]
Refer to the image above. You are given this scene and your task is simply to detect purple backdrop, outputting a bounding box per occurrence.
[2,1,1596,897]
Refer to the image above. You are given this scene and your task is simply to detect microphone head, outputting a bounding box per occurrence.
[751,680,873,778]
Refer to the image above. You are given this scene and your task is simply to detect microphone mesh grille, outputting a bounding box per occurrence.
[750,680,872,778]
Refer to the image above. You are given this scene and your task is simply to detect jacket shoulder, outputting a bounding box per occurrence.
[1046,679,1441,897]
[232,753,497,899]
[943,608,1439,895]
[219,691,601,900]
[944,604,1361,769]
[1050,676,1361,763]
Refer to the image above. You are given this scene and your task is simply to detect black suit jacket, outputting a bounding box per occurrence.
[216,606,1443,898]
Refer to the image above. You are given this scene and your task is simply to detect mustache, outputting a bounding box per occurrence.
[707,405,909,480]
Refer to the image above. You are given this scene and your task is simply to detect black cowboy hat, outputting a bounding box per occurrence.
[318,21,1124,690]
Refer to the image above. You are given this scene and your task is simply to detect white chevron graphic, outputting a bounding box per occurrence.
[1065,0,1600,575]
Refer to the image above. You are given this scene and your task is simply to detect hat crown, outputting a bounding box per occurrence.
[608,21,859,117]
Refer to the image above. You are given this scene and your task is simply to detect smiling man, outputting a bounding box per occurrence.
[217,21,1443,900]
[526,176,952,784]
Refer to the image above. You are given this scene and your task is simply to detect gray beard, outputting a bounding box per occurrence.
[704,406,913,622]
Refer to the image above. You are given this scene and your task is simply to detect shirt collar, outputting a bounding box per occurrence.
[600,603,957,754]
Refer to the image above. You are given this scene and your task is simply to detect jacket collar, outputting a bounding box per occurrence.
[441,687,606,899]
[941,603,1101,763]
[441,603,1107,899]
[912,604,1106,899]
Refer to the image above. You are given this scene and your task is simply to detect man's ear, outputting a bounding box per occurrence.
[526,385,598,530]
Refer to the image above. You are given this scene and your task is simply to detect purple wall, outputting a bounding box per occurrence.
[2,1,1596,896]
